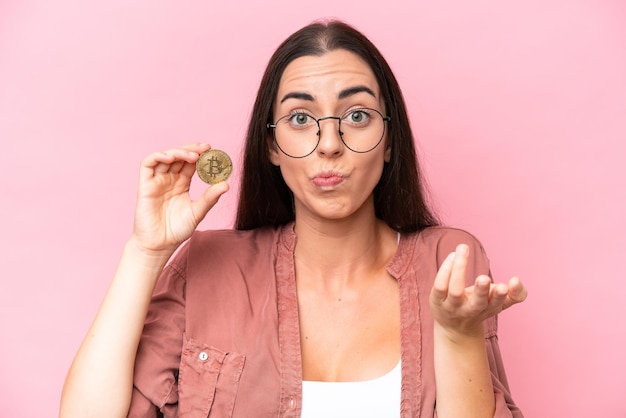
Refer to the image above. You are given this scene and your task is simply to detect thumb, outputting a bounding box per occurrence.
[191,182,230,222]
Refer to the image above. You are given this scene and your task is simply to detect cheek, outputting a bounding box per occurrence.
[356,154,386,187]
[276,160,302,192]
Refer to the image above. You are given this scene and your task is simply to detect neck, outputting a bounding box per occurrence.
[293,212,396,290]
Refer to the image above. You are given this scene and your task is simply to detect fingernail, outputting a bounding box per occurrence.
[457,244,468,255]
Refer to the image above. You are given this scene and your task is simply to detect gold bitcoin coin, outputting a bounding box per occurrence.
[196,149,233,184]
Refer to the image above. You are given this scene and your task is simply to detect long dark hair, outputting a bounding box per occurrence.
[235,20,439,232]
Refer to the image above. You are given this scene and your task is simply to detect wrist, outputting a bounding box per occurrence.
[124,237,177,267]
[434,321,485,346]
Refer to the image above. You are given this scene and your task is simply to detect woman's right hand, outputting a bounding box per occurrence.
[60,143,227,418]
[131,143,230,254]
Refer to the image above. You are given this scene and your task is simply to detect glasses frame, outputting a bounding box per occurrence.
[267,107,391,158]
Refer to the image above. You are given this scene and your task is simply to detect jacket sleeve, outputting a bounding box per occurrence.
[434,228,524,418]
[486,333,524,417]
[127,247,189,418]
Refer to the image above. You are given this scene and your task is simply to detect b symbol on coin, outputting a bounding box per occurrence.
[196,149,233,184]
[208,157,222,175]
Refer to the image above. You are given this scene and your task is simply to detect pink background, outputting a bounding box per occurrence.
[1,1,625,416]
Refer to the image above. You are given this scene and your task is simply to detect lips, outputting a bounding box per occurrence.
[311,171,345,188]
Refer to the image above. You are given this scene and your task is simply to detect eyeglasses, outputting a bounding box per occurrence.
[267,107,391,158]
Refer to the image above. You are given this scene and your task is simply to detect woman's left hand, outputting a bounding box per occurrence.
[429,244,528,338]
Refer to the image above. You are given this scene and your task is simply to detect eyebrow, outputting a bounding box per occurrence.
[279,85,377,103]
[280,92,314,103]
[338,86,376,100]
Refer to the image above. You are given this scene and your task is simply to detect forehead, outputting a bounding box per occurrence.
[277,49,380,100]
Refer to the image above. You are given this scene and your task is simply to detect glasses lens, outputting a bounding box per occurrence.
[340,108,386,153]
[272,108,387,158]
[273,113,320,158]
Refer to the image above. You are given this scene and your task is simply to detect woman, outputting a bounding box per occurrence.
[61,20,527,417]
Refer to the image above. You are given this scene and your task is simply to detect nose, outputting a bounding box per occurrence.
[316,116,344,156]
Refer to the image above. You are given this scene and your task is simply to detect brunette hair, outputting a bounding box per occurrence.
[235,20,439,232]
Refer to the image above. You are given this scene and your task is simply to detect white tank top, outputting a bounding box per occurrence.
[300,361,401,417]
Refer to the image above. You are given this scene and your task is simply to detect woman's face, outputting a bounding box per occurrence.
[269,49,390,223]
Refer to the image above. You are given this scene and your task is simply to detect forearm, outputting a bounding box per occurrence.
[434,322,495,418]
[60,239,174,418]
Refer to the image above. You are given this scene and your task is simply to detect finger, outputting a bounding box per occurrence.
[508,277,528,302]
[178,144,215,178]
[488,283,509,310]
[141,151,174,172]
[141,147,203,178]
[502,277,528,310]
[181,142,212,154]
[162,142,211,156]
[191,181,230,222]
[169,160,187,175]
[160,143,212,175]
[447,244,470,302]
[142,143,211,169]
[153,160,178,175]
[180,158,199,179]
[142,150,187,168]
[431,252,455,302]
[468,275,491,311]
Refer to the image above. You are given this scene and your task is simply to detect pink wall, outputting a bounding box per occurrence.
[1,1,625,416]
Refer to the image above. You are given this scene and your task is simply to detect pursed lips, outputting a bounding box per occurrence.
[311,170,346,188]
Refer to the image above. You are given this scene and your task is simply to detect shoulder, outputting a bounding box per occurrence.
[401,226,490,273]
[167,226,283,271]
[418,226,486,256]
[190,226,280,247]
[192,226,282,258]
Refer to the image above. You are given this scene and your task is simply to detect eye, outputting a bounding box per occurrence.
[345,109,371,124]
[288,112,313,127]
